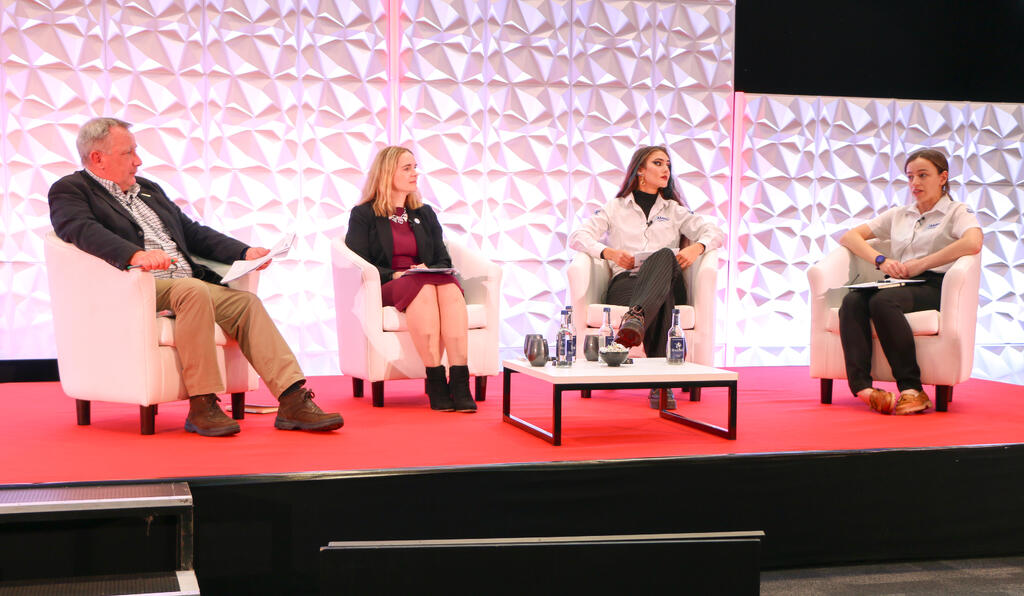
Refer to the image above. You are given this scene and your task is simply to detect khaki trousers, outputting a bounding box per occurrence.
[154,278,304,398]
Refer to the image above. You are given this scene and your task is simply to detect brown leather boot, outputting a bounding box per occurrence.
[185,394,241,436]
[275,388,344,431]
[614,306,645,348]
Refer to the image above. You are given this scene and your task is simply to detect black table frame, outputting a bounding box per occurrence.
[502,367,738,446]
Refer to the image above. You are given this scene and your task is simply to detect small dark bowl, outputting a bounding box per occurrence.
[599,350,629,367]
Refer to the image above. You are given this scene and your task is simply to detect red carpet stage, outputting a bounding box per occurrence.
[4,366,1024,594]
[1,366,1021,485]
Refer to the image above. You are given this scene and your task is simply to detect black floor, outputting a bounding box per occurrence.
[762,556,1024,595]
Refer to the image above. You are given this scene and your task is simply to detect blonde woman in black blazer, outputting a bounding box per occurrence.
[345,146,475,413]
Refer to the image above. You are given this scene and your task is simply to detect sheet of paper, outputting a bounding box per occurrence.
[220,232,296,284]
[632,251,655,269]
[842,279,927,289]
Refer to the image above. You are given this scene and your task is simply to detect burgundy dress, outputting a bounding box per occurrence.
[381,208,461,311]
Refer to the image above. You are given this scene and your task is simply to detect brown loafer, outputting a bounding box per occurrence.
[894,390,931,415]
[867,388,895,415]
[275,388,344,431]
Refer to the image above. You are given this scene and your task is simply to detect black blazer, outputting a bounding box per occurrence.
[345,202,453,285]
[48,170,249,284]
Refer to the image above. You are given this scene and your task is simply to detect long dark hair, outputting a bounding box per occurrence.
[615,146,681,205]
[905,148,951,196]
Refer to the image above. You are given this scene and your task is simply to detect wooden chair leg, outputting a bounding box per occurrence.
[371,381,384,407]
[231,392,245,420]
[581,389,592,399]
[820,379,833,404]
[352,378,364,397]
[76,399,91,426]
[140,405,156,435]
[935,385,952,412]
[689,386,701,402]
[475,376,487,401]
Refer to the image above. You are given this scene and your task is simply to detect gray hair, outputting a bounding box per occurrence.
[76,117,132,165]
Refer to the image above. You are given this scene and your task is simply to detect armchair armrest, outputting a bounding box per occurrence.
[447,239,502,338]
[690,248,719,328]
[567,252,611,324]
[331,237,384,336]
[938,252,981,338]
[43,231,163,400]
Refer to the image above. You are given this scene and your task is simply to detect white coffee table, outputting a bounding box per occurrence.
[502,358,738,445]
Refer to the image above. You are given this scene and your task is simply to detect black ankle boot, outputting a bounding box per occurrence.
[425,366,455,411]
[448,365,477,413]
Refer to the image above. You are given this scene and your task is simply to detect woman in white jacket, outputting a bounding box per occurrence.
[569,146,724,407]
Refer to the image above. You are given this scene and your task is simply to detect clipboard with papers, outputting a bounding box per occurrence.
[220,232,296,284]
[402,267,456,275]
[843,278,926,290]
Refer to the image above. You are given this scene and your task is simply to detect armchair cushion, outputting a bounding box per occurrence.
[824,308,940,337]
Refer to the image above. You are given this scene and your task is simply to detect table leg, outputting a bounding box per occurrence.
[501,367,557,445]
[553,387,562,446]
[659,381,737,440]
[502,368,512,417]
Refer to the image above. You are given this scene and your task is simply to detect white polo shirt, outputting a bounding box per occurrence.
[867,194,981,273]
[569,193,725,278]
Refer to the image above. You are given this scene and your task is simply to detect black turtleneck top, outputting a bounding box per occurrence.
[633,189,658,220]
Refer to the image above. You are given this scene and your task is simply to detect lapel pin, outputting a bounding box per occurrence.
[413,218,420,224]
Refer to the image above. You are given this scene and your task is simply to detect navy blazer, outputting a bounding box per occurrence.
[345,202,453,285]
[48,170,250,284]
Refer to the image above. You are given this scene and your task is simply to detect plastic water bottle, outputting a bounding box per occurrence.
[555,310,572,367]
[598,307,614,347]
[666,308,686,364]
[565,305,577,362]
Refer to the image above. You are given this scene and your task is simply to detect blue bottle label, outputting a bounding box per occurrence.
[669,337,686,361]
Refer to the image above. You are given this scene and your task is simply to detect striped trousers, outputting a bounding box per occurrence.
[604,247,686,357]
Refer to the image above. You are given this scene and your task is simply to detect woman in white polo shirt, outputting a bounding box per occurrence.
[838,148,983,415]
[569,146,724,408]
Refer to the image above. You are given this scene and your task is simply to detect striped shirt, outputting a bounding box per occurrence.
[85,170,192,279]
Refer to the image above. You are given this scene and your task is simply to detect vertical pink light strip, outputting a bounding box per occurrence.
[385,0,402,143]
[725,90,747,366]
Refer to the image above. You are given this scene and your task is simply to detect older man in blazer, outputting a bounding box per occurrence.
[48,117,342,436]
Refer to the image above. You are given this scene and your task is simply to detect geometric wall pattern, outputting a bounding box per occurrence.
[1,1,1021,384]
[736,94,1024,383]
[0,0,736,376]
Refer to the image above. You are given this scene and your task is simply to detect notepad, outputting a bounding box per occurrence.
[843,279,927,290]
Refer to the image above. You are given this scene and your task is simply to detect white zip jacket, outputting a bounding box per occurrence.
[569,193,725,278]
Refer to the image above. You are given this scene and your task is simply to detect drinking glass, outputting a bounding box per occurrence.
[583,335,601,361]
[525,336,549,366]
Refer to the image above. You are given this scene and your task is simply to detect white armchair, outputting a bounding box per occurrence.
[567,245,720,399]
[331,236,502,406]
[43,231,259,434]
[807,239,981,411]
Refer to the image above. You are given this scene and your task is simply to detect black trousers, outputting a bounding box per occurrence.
[605,248,686,357]
[838,272,943,394]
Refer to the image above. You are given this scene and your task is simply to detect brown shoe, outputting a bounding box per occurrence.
[614,306,644,348]
[866,388,895,415]
[275,388,344,431]
[894,389,931,415]
[185,394,241,436]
